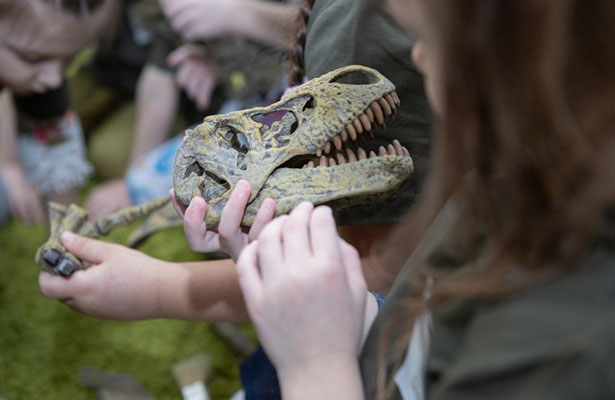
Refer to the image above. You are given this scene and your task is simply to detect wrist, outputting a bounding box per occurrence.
[278,354,364,400]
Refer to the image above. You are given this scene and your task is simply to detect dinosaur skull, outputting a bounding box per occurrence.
[174,65,414,227]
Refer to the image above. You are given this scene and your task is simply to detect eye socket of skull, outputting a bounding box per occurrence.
[329,69,379,85]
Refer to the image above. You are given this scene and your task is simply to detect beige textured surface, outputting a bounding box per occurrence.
[174,65,414,228]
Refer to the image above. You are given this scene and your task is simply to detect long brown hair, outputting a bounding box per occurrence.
[0,0,117,55]
[286,0,315,87]
[377,0,615,397]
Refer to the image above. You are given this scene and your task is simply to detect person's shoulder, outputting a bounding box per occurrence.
[430,243,615,399]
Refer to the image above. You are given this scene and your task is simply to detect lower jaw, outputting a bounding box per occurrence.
[240,155,414,223]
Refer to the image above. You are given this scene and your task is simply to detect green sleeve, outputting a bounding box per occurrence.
[429,260,615,400]
[431,312,615,400]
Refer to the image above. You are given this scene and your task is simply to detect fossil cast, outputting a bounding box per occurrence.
[174,65,413,228]
[36,65,413,275]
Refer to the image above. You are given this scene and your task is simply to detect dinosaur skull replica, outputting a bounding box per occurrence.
[174,65,414,227]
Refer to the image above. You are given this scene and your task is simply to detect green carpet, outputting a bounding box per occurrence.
[0,219,248,399]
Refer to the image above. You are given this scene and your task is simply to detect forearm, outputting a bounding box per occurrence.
[228,0,300,48]
[0,89,19,166]
[155,258,250,322]
[130,64,179,162]
[279,357,364,400]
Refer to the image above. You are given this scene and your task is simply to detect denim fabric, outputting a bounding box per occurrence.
[239,292,387,400]
[125,136,182,205]
[239,346,281,400]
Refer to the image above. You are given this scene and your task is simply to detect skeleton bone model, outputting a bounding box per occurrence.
[174,65,413,227]
[36,65,413,276]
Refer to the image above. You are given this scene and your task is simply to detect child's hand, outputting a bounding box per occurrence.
[236,203,368,379]
[169,180,276,261]
[38,232,169,320]
[168,44,217,111]
[160,0,233,41]
[0,163,45,224]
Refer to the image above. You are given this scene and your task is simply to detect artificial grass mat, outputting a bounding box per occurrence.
[0,218,250,399]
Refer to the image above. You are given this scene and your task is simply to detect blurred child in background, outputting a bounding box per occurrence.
[0,0,115,225]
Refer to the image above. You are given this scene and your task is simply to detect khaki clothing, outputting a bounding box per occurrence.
[305,0,432,225]
[359,201,615,399]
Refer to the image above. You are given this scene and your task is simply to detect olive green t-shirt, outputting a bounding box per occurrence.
[359,201,615,399]
[304,0,432,225]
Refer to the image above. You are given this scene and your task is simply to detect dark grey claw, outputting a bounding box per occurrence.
[55,258,78,276]
[42,249,61,267]
[40,249,79,276]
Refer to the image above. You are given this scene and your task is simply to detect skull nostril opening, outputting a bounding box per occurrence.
[302,96,315,111]
[184,161,204,179]
[330,70,378,85]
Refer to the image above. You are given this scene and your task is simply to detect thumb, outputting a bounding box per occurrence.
[168,44,201,67]
[60,231,106,265]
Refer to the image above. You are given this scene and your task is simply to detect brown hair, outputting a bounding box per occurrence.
[286,0,315,87]
[0,0,117,56]
[377,0,615,397]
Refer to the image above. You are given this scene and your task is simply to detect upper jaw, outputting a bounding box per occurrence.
[174,65,413,226]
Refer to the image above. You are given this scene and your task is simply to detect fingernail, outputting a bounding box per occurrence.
[61,231,75,245]
[238,180,250,194]
[188,199,199,212]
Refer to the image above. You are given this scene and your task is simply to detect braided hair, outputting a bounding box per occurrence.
[48,0,106,16]
[286,0,315,87]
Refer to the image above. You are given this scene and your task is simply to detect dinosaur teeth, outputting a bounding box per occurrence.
[359,114,372,132]
[371,102,385,126]
[307,160,315,168]
[329,158,337,166]
[402,146,410,156]
[333,135,343,150]
[369,150,378,158]
[346,123,358,141]
[353,118,363,134]
[365,107,375,123]
[378,97,393,116]
[393,139,403,155]
[346,148,357,162]
[315,92,403,160]
[336,152,346,165]
[391,91,401,106]
[385,93,397,114]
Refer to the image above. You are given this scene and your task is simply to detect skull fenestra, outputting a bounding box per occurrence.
[174,65,414,227]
